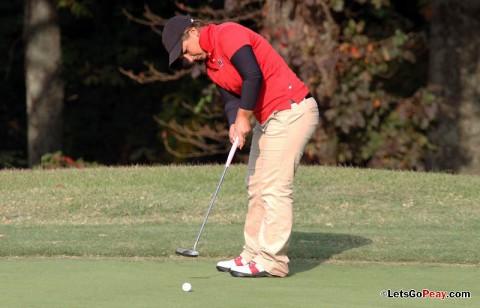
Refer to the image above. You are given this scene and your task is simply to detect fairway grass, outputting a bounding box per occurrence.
[1,165,479,307]
[0,258,477,308]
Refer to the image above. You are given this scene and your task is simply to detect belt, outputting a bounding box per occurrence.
[291,93,313,104]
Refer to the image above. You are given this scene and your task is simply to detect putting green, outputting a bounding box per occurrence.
[0,259,477,307]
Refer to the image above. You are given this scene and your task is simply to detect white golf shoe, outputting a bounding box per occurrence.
[216,256,248,272]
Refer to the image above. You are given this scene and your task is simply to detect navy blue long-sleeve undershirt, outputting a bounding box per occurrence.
[217,45,263,126]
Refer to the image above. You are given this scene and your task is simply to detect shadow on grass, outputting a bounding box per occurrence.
[288,232,372,276]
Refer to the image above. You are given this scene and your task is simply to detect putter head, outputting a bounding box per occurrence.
[175,248,199,257]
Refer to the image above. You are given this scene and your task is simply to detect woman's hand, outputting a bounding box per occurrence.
[230,108,252,149]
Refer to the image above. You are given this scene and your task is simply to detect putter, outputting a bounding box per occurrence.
[176,136,240,257]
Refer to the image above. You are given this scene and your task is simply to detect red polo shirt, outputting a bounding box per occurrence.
[199,23,309,124]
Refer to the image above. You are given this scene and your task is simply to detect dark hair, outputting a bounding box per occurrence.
[181,20,208,40]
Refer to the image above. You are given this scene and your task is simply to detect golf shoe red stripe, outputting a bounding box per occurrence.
[249,262,260,274]
[234,256,244,266]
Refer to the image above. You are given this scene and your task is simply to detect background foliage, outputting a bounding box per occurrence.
[0,0,446,169]
[326,0,443,170]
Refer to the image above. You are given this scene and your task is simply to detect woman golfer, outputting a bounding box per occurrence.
[162,15,319,277]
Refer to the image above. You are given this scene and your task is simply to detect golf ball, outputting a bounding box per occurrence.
[182,282,192,292]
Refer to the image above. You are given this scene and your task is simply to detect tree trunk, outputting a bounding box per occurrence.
[24,0,63,167]
[426,0,480,174]
[262,0,339,164]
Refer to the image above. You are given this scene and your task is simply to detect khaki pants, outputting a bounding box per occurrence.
[240,97,319,277]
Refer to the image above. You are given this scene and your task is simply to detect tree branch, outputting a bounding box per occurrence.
[155,117,229,158]
[118,64,192,83]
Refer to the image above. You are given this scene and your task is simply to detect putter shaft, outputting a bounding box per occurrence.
[192,165,229,252]
[190,137,239,253]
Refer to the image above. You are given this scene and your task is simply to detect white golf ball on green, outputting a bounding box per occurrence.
[182,282,192,292]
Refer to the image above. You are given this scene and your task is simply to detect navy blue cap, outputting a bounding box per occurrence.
[162,15,194,66]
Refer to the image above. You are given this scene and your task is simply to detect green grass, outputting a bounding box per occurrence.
[0,259,477,307]
[0,165,479,307]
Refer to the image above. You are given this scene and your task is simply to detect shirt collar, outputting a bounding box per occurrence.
[199,25,217,68]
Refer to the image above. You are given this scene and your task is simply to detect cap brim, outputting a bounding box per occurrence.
[168,39,182,66]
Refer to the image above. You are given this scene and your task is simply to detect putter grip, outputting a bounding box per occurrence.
[225,137,239,167]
